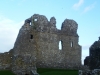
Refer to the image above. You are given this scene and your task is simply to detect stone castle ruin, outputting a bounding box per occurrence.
[84,37,100,70]
[79,37,100,75]
[0,14,82,75]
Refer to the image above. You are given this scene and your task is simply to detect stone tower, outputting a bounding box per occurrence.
[0,14,82,75]
[84,37,100,70]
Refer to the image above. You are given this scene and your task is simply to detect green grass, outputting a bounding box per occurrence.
[0,68,78,75]
[37,68,78,75]
[0,70,16,75]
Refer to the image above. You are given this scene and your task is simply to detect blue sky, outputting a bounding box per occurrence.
[0,0,100,64]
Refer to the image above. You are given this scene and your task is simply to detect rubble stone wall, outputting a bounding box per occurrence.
[0,14,82,75]
[0,50,12,70]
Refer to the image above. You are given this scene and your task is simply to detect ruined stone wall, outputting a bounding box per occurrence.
[36,33,81,69]
[84,38,100,70]
[0,14,82,75]
[12,14,81,70]
[0,50,12,70]
[84,56,90,66]
[12,22,37,75]
[26,14,81,69]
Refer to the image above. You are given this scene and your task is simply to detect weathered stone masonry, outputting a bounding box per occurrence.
[80,37,100,75]
[0,14,82,75]
[84,37,100,70]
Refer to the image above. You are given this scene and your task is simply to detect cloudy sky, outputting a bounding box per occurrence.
[0,0,100,64]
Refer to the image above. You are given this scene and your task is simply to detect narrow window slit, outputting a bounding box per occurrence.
[71,41,73,47]
[59,41,62,50]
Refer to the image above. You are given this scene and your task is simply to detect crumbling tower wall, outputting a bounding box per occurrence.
[0,50,12,70]
[12,17,37,75]
[12,14,81,69]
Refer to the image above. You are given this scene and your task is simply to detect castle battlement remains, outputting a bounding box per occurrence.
[0,14,82,75]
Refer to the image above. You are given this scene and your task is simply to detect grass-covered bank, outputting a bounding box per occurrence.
[0,68,78,75]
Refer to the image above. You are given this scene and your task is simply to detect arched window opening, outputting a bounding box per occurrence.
[30,35,33,39]
[59,41,62,50]
[34,19,37,21]
[71,41,73,47]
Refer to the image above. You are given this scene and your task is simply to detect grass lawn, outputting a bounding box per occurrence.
[0,68,78,75]
[0,70,16,75]
[37,68,78,75]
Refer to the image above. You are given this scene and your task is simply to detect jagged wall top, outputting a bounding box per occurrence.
[31,14,48,25]
[61,19,78,35]
[24,14,78,36]
[90,38,100,50]
[61,19,78,31]
[25,14,48,24]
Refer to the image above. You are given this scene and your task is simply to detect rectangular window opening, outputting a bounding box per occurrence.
[34,19,37,21]
[30,22,31,25]
[30,35,33,39]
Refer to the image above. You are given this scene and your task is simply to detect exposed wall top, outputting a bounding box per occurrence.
[32,14,48,25]
[61,19,78,32]
[90,40,100,50]
[24,14,78,36]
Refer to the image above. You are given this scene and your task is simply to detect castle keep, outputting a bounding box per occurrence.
[0,14,82,75]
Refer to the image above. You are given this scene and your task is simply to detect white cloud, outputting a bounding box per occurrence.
[82,2,96,14]
[73,0,84,10]
[0,14,24,53]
